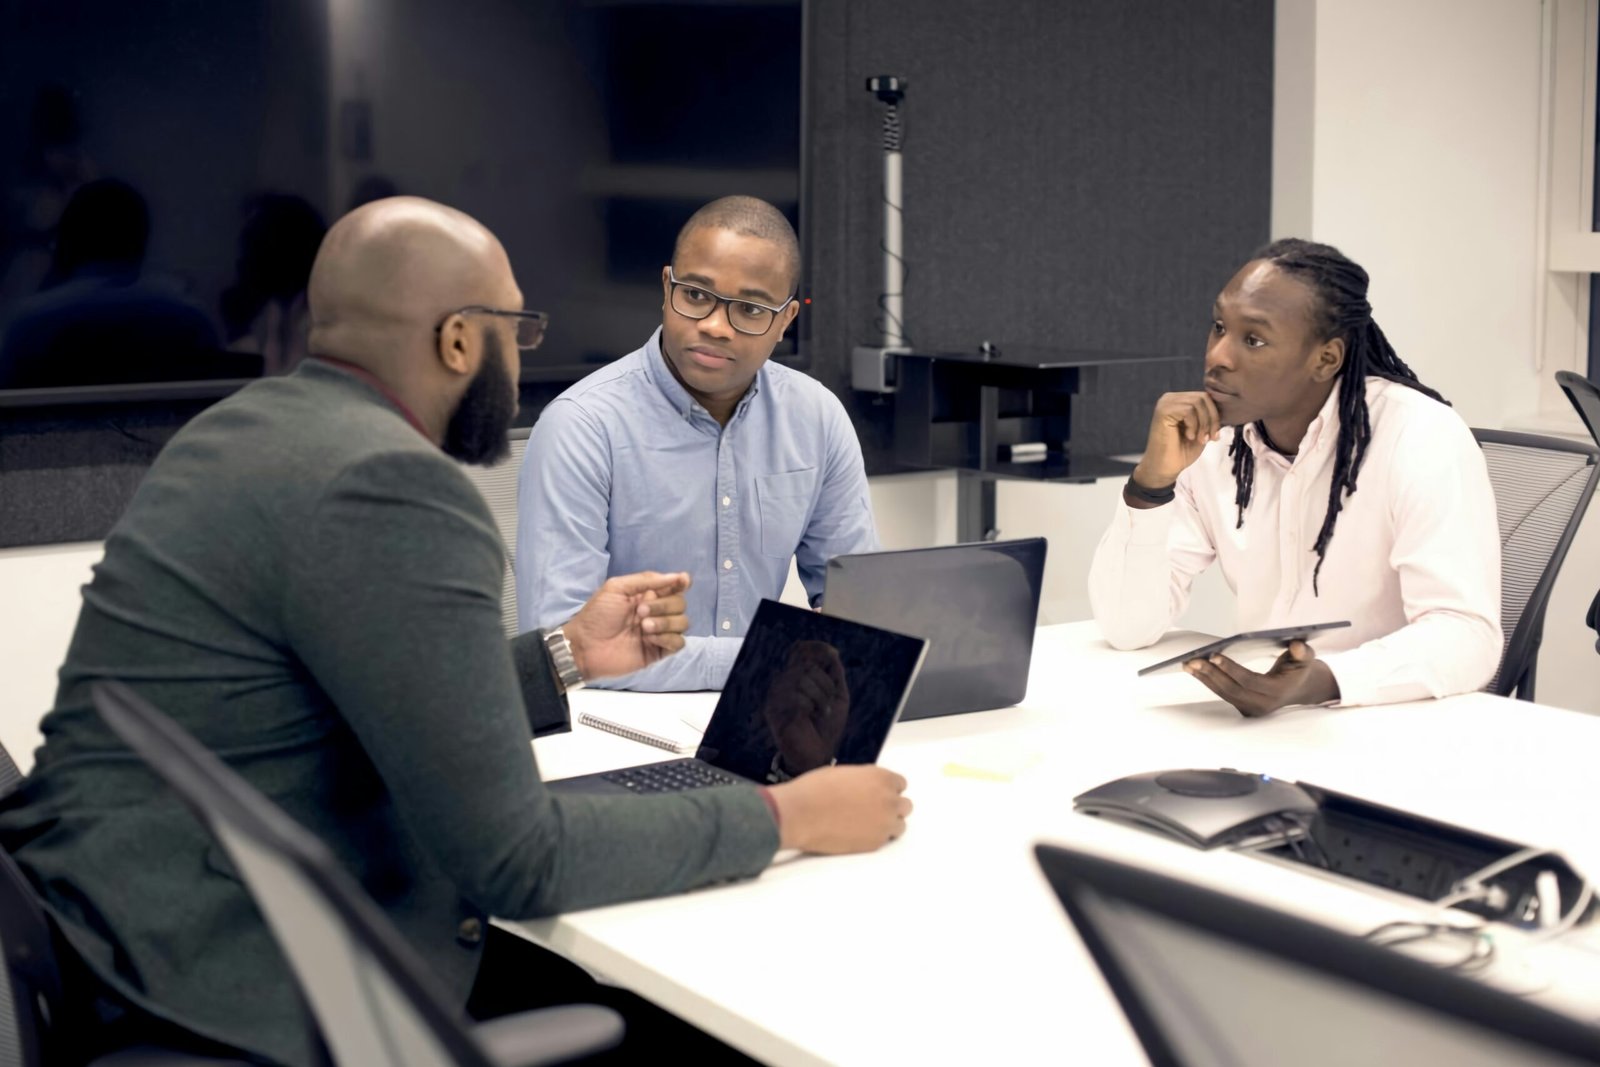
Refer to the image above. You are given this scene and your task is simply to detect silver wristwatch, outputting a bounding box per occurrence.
[543,626,586,694]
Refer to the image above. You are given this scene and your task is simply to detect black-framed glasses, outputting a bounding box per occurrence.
[435,306,549,350]
[667,270,794,337]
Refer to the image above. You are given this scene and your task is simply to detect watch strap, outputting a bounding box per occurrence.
[543,626,585,694]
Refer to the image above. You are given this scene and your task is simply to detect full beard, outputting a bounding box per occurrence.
[443,331,517,466]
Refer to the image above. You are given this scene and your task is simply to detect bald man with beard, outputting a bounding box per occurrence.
[0,198,911,1065]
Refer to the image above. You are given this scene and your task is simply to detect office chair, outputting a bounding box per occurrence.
[0,828,67,1067]
[1557,370,1600,444]
[0,744,19,801]
[1,740,241,1067]
[90,680,622,1067]
[1555,372,1600,656]
[460,427,532,637]
[1589,590,1600,655]
[0,738,48,1067]
[1474,428,1600,699]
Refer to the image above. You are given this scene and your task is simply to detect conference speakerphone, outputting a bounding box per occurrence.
[1073,769,1318,850]
[1074,769,1594,930]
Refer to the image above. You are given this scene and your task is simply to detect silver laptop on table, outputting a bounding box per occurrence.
[821,538,1046,720]
[547,599,927,794]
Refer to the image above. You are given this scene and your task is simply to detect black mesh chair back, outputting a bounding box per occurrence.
[2,745,251,1066]
[1588,588,1600,654]
[1556,372,1600,656]
[0,848,58,1067]
[0,741,53,1067]
[1474,429,1599,699]
[1557,371,1600,446]
[459,428,532,637]
[91,681,621,1067]
[0,746,20,804]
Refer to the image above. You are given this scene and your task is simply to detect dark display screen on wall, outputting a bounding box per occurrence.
[0,0,802,399]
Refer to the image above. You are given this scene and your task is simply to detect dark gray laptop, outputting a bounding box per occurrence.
[547,599,927,794]
[1036,844,1600,1066]
[821,538,1046,720]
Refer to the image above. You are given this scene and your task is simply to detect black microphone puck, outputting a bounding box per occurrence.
[1154,769,1260,798]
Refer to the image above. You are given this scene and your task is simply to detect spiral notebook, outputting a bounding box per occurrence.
[575,702,702,754]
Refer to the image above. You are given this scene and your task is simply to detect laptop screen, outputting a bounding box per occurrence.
[696,600,927,784]
[822,538,1046,718]
[1036,845,1600,1067]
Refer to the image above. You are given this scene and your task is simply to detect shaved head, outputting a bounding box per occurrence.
[308,196,515,370]
[672,196,800,295]
[306,196,524,453]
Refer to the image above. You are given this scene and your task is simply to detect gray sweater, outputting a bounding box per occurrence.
[0,359,778,1065]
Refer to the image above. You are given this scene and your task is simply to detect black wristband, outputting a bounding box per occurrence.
[1124,475,1176,506]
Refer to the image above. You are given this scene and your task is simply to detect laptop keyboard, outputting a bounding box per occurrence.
[601,759,741,794]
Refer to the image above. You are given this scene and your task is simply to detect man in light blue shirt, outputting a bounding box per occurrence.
[517,196,878,690]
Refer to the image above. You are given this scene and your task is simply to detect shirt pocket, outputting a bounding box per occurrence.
[757,468,818,558]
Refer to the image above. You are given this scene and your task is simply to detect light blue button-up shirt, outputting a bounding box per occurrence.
[516,329,878,690]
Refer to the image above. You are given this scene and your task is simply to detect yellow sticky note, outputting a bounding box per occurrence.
[942,751,1043,782]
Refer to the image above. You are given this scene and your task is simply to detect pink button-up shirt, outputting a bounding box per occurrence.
[1090,377,1502,707]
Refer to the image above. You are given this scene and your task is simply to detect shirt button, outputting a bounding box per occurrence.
[721,495,731,507]
[721,620,732,631]
[723,559,733,570]
[456,917,483,946]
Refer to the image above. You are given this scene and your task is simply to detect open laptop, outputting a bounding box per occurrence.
[547,600,927,795]
[1035,844,1600,1066]
[820,538,1046,720]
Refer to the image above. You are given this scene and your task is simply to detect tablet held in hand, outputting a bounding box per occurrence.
[1137,622,1352,677]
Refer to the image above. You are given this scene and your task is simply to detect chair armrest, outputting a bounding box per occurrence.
[1588,588,1600,652]
[472,1004,625,1067]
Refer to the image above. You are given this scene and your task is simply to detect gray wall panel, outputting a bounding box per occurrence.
[0,407,187,548]
[803,0,1273,467]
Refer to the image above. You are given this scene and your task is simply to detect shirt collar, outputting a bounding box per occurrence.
[1241,380,1344,465]
[304,356,434,441]
[644,327,764,423]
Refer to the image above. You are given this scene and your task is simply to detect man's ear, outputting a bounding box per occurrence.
[779,299,800,337]
[1312,335,1345,382]
[436,313,474,376]
[660,265,673,310]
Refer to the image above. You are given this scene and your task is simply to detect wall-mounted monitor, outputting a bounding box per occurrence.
[0,0,805,408]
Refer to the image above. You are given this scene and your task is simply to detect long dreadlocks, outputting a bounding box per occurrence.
[1230,239,1447,594]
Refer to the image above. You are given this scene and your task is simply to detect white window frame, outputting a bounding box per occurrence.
[1537,0,1600,424]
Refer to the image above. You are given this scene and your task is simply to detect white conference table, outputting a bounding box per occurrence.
[504,622,1600,1066]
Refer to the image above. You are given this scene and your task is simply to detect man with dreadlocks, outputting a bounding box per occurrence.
[1089,239,1501,716]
